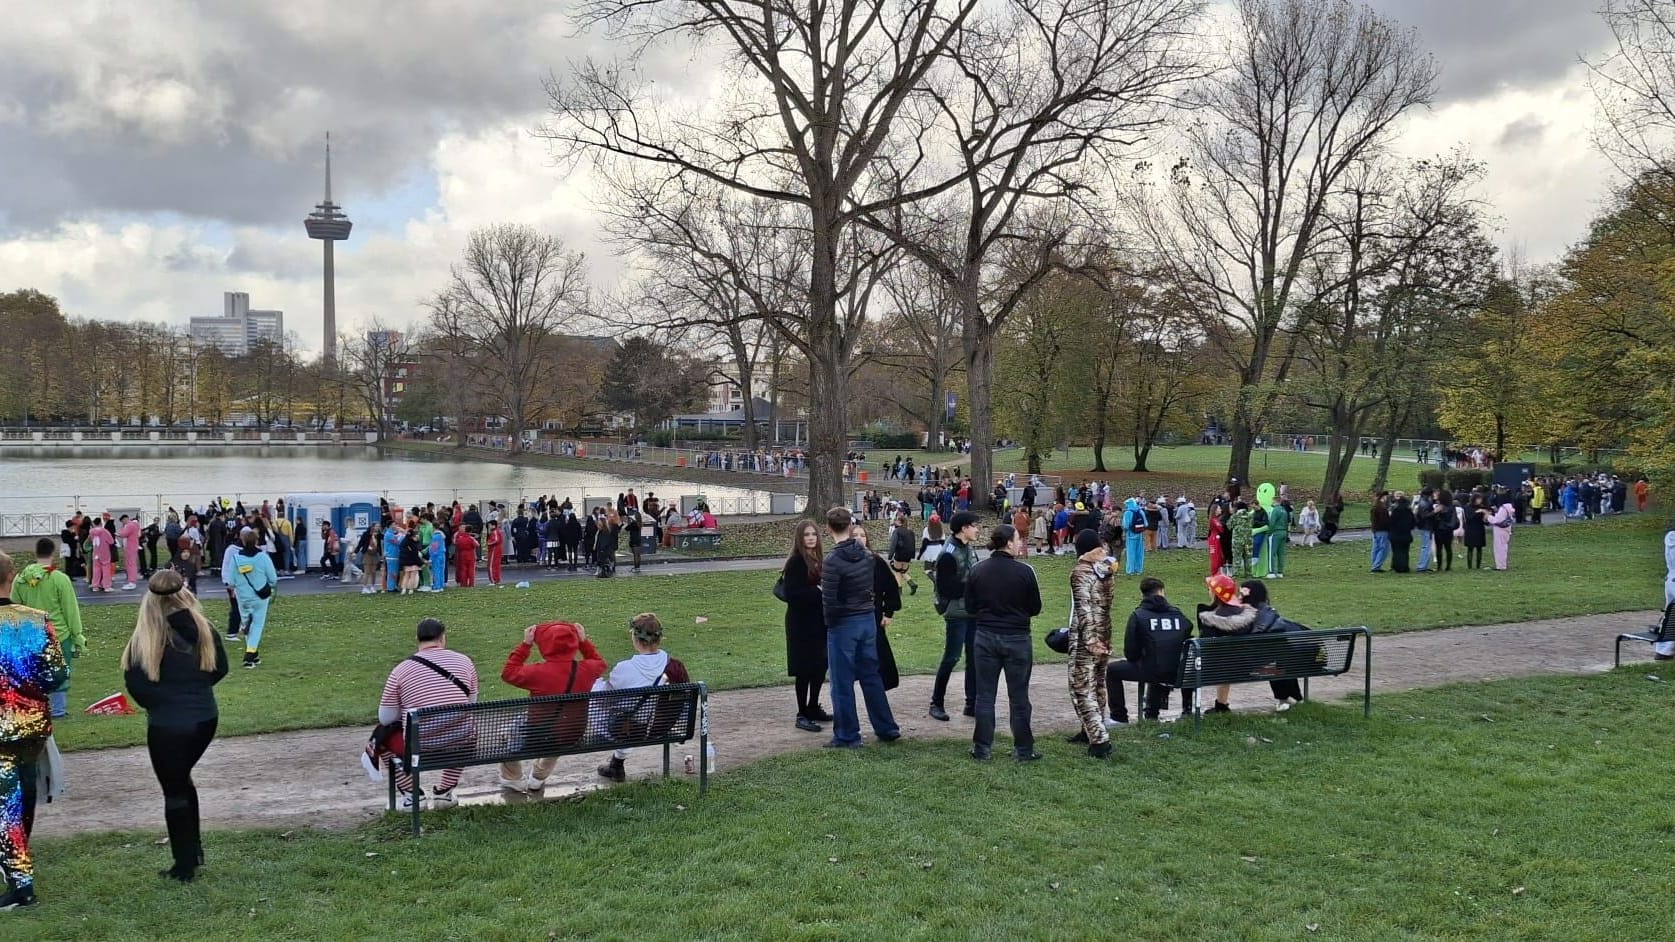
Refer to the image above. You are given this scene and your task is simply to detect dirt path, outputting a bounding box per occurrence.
[37,609,1660,838]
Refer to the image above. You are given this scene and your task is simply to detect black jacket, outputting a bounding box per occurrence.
[963,551,1042,634]
[1123,594,1192,681]
[1387,501,1415,544]
[124,609,229,726]
[822,539,876,624]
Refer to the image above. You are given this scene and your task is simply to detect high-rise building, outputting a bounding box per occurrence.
[304,133,352,362]
[189,291,284,355]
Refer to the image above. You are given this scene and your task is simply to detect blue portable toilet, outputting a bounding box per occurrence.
[286,492,382,572]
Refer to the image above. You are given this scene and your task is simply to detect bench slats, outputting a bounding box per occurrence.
[407,683,705,769]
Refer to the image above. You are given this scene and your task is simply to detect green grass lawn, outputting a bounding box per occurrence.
[51,515,1665,752]
[26,669,1672,940]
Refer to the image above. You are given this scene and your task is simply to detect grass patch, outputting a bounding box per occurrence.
[27,669,1673,940]
[53,515,1663,752]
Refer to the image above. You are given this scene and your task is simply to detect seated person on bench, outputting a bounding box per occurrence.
[1106,577,1191,723]
[1197,577,1305,712]
[592,613,690,783]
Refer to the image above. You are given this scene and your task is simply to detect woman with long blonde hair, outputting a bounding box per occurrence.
[122,569,228,883]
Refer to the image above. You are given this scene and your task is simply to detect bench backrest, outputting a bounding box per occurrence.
[1177,629,1367,689]
[1659,601,1675,640]
[406,682,704,771]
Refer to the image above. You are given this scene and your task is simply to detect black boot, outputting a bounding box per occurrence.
[597,756,626,782]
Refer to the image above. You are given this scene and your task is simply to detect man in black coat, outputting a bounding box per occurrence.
[1106,578,1191,723]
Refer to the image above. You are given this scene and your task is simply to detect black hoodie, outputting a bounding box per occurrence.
[821,538,876,624]
[1123,594,1192,680]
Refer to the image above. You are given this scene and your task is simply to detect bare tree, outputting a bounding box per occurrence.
[339,324,414,437]
[865,0,1198,495]
[1590,0,1675,201]
[429,224,590,448]
[1131,0,1437,487]
[869,260,963,446]
[543,0,987,511]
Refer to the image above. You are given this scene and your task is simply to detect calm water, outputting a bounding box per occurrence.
[0,446,778,518]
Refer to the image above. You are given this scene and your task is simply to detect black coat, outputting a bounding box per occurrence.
[873,553,902,690]
[1387,501,1415,545]
[782,553,827,677]
[963,551,1042,634]
[124,609,229,726]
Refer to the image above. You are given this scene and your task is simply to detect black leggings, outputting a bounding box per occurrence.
[148,719,217,870]
[795,675,826,715]
[1434,534,1453,571]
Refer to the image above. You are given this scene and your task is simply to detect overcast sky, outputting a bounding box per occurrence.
[0,0,1617,354]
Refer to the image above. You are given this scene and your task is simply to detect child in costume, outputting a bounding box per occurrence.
[454,527,478,588]
[119,514,142,589]
[1207,512,1227,575]
[383,522,403,594]
[88,519,115,592]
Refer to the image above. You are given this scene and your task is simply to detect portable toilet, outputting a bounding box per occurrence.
[285,492,381,571]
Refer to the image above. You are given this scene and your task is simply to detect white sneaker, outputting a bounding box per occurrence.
[496,775,529,793]
[524,776,546,792]
[1275,699,1296,713]
[1103,717,1129,729]
[429,789,458,809]
[121,583,137,590]
[361,586,375,595]
[417,586,433,593]
[396,789,424,811]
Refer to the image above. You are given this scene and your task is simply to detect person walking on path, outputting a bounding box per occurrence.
[119,514,142,590]
[121,569,227,883]
[14,539,84,719]
[781,521,831,733]
[224,529,278,669]
[964,524,1043,761]
[1065,530,1114,758]
[930,511,981,721]
[0,552,68,910]
[818,507,900,749]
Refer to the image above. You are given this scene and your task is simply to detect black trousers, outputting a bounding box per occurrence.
[1106,660,1178,720]
[1391,541,1411,573]
[1433,533,1454,571]
[148,719,217,869]
[972,630,1033,755]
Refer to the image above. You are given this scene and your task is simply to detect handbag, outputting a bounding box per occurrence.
[1044,627,1071,654]
[608,672,669,740]
[772,574,788,602]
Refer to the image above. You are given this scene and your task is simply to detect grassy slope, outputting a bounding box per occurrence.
[27,670,1671,941]
[52,515,1666,752]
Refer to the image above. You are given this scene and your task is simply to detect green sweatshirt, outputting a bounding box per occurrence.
[14,561,85,656]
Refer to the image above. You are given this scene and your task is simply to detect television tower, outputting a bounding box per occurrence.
[303,133,352,361]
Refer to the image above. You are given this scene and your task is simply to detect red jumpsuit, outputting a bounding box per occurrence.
[454,531,478,587]
[1207,515,1227,575]
[486,525,503,584]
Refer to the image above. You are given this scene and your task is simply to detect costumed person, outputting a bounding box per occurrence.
[486,518,504,585]
[427,525,448,593]
[1264,499,1290,579]
[1249,502,1269,572]
[1121,498,1146,575]
[1657,528,1675,659]
[1065,530,1114,758]
[88,519,115,592]
[14,539,84,719]
[382,520,402,594]
[1175,496,1197,547]
[1487,491,1515,571]
[0,552,69,911]
[1297,500,1320,548]
[1207,511,1227,576]
[453,527,478,588]
[119,514,142,590]
[225,528,278,669]
[1229,502,1254,578]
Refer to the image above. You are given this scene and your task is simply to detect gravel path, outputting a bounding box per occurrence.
[36,608,1660,839]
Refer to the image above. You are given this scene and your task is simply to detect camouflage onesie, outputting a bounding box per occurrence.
[1230,509,1254,578]
[1068,555,1114,745]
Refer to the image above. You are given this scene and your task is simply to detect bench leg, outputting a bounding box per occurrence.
[663,742,671,780]
[1615,636,1623,669]
[698,687,711,797]
[386,759,396,811]
[1363,637,1372,718]
[1302,676,1310,703]
[410,769,422,838]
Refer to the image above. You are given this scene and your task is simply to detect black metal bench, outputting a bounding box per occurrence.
[1615,602,1675,667]
[389,681,710,835]
[1173,628,1372,731]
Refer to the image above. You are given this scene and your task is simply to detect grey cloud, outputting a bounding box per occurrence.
[1496,113,1549,149]
[1376,0,1614,102]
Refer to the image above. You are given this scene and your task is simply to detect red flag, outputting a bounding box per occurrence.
[84,692,136,716]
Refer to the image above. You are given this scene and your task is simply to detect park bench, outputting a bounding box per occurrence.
[388,681,710,836]
[1614,601,1675,667]
[1165,627,1372,732]
[674,528,723,550]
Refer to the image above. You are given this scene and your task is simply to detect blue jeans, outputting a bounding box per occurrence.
[1371,533,1391,571]
[1416,530,1433,570]
[931,617,976,710]
[49,651,76,717]
[826,612,900,746]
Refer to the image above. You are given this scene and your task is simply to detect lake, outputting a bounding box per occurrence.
[0,445,785,520]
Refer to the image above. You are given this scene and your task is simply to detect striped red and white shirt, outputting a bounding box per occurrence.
[380,649,479,715]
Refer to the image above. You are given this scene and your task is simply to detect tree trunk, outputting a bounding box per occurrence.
[963,314,995,502]
[1090,397,1109,472]
[1319,430,1359,505]
[1226,416,1254,488]
[1132,441,1152,472]
[1369,400,1409,493]
[803,226,847,514]
[925,362,945,453]
[1027,451,1043,475]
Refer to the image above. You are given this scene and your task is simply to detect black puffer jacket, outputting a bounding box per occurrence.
[124,609,229,726]
[963,551,1042,634]
[821,539,876,624]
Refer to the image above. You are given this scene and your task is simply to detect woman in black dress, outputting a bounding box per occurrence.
[852,525,902,691]
[1462,493,1489,569]
[122,569,229,882]
[780,520,830,732]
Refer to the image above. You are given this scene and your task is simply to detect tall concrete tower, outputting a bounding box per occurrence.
[303,133,352,361]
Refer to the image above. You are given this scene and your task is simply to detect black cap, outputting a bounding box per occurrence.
[949,511,980,533]
[416,618,446,641]
[1073,529,1102,555]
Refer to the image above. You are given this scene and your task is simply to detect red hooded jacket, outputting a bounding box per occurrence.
[502,622,607,747]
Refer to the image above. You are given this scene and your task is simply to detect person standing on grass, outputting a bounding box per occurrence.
[1487,489,1516,571]
[964,524,1042,761]
[851,526,903,692]
[781,521,831,733]
[379,618,478,810]
[358,523,384,594]
[1066,530,1115,759]
[425,524,448,593]
[497,621,607,794]
[382,519,403,594]
[1656,528,1675,659]
[1431,492,1457,573]
[930,511,981,722]
[1462,493,1489,569]
[1297,501,1320,548]
[485,516,505,586]
[889,512,919,593]
[398,519,424,595]
[14,539,84,719]
[1176,496,1197,547]
[121,569,227,884]
[819,506,901,749]
[1413,489,1435,573]
[1369,492,1392,573]
[0,552,68,911]
[225,528,277,669]
[453,526,478,588]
